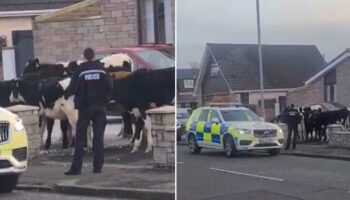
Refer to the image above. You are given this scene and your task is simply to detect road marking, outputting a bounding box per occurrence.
[209,167,284,182]
[177,162,185,165]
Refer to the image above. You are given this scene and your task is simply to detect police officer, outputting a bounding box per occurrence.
[284,104,302,150]
[65,48,113,175]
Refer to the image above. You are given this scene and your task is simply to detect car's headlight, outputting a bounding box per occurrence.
[14,119,25,132]
[277,128,283,134]
[236,129,251,135]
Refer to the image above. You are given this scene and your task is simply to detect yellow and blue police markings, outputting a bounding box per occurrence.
[189,120,241,146]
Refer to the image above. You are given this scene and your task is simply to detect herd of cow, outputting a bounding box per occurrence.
[0,54,175,153]
[275,105,350,142]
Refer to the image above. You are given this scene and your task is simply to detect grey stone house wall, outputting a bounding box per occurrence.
[287,78,324,107]
[336,57,350,106]
[33,0,138,62]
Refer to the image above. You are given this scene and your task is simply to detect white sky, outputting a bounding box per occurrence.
[177,0,350,67]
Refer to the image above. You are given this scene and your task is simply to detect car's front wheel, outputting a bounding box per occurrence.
[0,174,19,193]
[188,134,201,154]
[267,148,280,156]
[224,135,238,157]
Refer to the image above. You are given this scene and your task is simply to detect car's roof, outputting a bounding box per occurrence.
[95,44,174,54]
[198,106,249,111]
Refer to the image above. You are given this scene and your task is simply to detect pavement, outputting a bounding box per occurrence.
[177,145,350,200]
[281,142,350,161]
[15,121,175,200]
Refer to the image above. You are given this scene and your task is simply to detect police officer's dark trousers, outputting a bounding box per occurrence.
[71,106,107,172]
[286,123,298,150]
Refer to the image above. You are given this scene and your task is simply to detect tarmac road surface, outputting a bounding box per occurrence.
[177,144,350,200]
[1,190,133,200]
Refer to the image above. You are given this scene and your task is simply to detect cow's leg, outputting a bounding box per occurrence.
[121,111,133,139]
[60,120,69,149]
[131,116,145,153]
[44,119,54,150]
[60,97,78,148]
[144,115,153,153]
[40,117,48,148]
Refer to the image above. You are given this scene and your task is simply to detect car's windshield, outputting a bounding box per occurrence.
[220,109,261,122]
[137,49,175,69]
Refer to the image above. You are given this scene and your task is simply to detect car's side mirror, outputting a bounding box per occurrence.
[211,118,220,124]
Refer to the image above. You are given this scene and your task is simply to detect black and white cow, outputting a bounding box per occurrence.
[111,67,175,153]
[23,59,67,77]
[11,74,85,148]
[0,80,15,107]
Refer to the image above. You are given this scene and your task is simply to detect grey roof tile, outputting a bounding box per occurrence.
[0,0,83,11]
[207,43,325,90]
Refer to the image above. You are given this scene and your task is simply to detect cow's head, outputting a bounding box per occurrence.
[23,58,40,75]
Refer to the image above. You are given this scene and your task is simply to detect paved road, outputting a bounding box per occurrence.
[177,145,350,200]
[1,190,132,200]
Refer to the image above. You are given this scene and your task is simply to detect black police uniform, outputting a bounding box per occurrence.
[67,60,113,173]
[284,107,302,150]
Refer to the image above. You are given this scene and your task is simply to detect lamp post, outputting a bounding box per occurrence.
[256,0,265,119]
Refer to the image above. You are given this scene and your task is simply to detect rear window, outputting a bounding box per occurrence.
[137,50,174,69]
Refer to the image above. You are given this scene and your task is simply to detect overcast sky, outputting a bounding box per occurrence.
[177,0,350,68]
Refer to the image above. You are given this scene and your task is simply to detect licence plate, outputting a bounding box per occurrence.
[259,138,274,144]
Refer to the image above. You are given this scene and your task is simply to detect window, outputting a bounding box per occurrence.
[324,70,337,102]
[325,84,336,102]
[210,66,219,77]
[208,110,220,122]
[137,49,174,69]
[184,79,194,89]
[240,93,249,104]
[138,0,173,44]
[199,109,209,121]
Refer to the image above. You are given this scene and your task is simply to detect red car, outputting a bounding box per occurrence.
[95,44,175,71]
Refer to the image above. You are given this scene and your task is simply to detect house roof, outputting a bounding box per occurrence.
[177,68,198,79]
[0,0,83,12]
[35,0,100,23]
[305,48,350,85]
[200,43,325,92]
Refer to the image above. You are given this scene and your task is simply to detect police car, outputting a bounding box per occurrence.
[0,107,28,193]
[185,106,284,157]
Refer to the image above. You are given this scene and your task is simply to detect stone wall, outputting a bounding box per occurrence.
[33,18,108,62]
[328,124,350,148]
[101,0,138,47]
[147,106,175,167]
[33,0,139,62]
[287,78,324,107]
[6,105,41,160]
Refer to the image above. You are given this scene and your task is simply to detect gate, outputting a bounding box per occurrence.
[12,30,34,76]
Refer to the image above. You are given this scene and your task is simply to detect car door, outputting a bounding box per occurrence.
[196,109,209,146]
[208,109,222,147]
